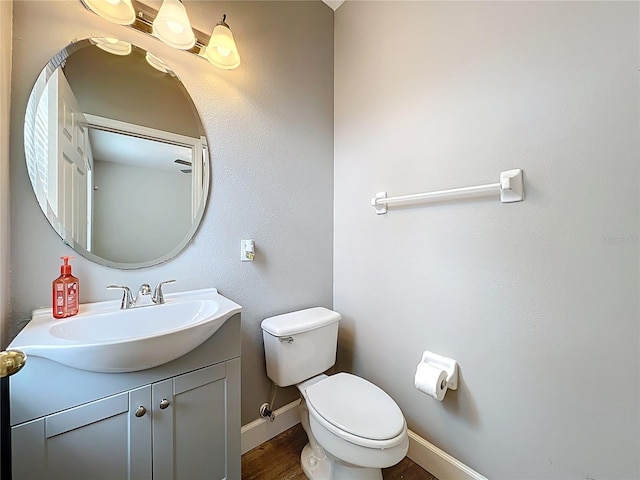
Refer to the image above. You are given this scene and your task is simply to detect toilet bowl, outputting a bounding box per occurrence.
[261,308,409,479]
[298,373,409,480]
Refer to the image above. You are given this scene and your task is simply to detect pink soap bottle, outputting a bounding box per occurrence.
[52,256,79,319]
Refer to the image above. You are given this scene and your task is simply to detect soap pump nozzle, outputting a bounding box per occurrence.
[60,256,75,275]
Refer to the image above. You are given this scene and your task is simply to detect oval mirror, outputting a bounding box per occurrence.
[24,38,209,269]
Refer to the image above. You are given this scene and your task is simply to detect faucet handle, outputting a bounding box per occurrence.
[107,285,133,309]
[153,280,176,305]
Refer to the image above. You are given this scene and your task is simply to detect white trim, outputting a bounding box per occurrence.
[241,399,301,454]
[241,399,487,480]
[0,0,12,349]
[407,429,488,480]
[83,113,201,147]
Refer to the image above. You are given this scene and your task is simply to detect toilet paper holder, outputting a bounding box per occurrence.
[420,351,459,390]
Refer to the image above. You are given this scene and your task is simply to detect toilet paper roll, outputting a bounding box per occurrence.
[414,362,449,401]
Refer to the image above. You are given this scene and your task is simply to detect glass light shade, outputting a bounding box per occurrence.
[92,37,132,56]
[203,23,240,70]
[152,0,196,50]
[82,0,136,25]
[146,52,173,74]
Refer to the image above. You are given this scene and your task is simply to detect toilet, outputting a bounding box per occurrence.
[261,307,409,480]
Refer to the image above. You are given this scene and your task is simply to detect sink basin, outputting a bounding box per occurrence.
[9,288,242,373]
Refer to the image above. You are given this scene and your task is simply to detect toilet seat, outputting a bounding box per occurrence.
[304,373,406,449]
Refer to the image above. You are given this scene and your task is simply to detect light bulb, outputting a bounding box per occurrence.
[166,20,185,35]
[216,47,231,57]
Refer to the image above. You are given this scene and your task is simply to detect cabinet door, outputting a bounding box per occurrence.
[12,386,152,480]
[152,359,240,480]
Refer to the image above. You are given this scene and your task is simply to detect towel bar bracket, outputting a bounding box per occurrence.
[371,192,389,215]
[499,169,524,203]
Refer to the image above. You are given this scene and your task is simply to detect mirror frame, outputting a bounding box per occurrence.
[24,38,210,269]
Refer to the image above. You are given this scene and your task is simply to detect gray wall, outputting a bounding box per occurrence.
[334,1,639,478]
[9,0,334,424]
[64,45,203,138]
[92,159,191,263]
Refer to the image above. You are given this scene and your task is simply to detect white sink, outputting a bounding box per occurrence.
[9,288,242,373]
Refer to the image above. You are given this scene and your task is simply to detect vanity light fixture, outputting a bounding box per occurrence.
[80,0,241,69]
[145,51,175,74]
[152,0,196,50]
[81,0,136,25]
[92,37,133,56]
[203,15,240,70]
[90,38,174,75]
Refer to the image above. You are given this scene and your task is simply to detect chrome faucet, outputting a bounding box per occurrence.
[107,285,134,309]
[153,280,176,304]
[107,280,176,309]
[134,284,154,307]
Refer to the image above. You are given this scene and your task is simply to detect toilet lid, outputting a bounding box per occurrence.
[305,373,405,441]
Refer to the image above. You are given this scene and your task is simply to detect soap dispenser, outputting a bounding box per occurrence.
[52,256,79,319]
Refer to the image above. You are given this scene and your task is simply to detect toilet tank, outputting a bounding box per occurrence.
[261,307,341,387]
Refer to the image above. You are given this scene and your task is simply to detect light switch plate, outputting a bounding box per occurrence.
[241,239,255,262]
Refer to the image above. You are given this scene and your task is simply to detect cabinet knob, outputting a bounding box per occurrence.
[135,406,147,417]
[159,399,170,410]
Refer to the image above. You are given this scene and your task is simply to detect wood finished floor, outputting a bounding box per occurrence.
[241,423,439,480]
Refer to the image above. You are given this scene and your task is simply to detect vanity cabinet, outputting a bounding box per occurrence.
[153,361,235,480]
[13,386,153,479]
[10,314,241,480]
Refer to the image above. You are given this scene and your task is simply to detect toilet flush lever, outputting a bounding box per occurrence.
[279,336,294,344]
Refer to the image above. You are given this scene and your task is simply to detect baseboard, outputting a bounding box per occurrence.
[241,399,487,480]
[241,398,302,454]
[407,430,488,480]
